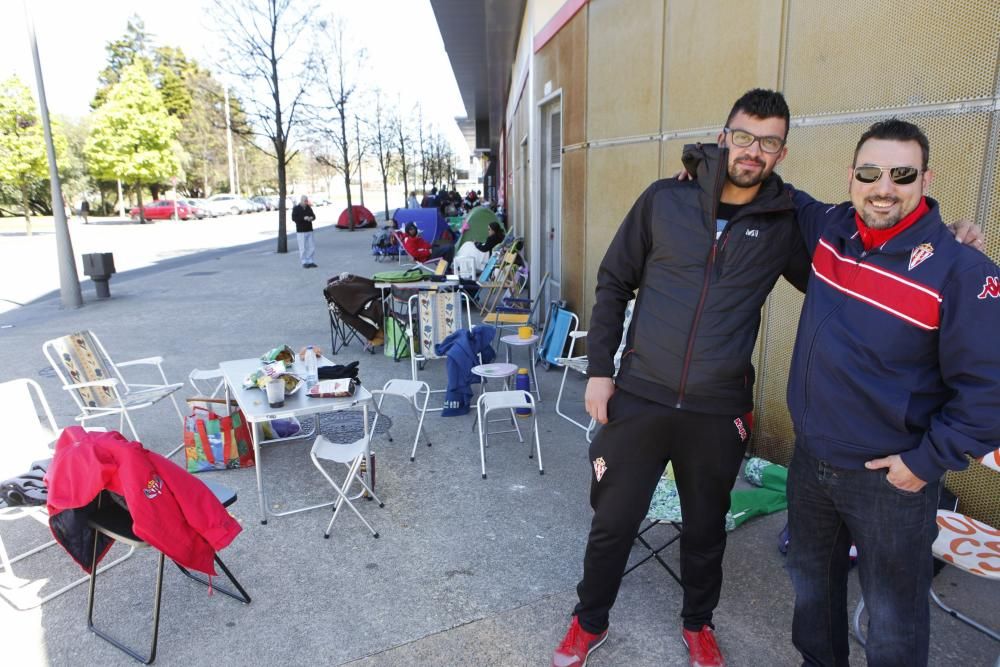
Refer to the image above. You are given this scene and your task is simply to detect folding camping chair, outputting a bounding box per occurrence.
[324,274,383,355]
[85,480,250,663]
[623,472,683,585]
[0,378,135,610]
[42,331,184,442]
[481,273,550,336]
[310,435,384,539]
[407,289,474,411]
[394,230,443,273]
[476,242,525,316]
[553,300,635,441]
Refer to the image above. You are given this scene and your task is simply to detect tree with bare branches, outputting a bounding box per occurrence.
[416,103,428,193]
[393,99,414,209]
[312,18,366,230]
[366,90,396,222]
[209,0,316,253]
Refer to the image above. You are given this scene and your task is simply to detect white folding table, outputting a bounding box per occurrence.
[219,357,373,524]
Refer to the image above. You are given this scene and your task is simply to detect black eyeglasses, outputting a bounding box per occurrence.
[724,128,786,154]
[853,165,921,185]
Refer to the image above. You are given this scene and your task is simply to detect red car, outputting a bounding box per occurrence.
[129,199,194,221]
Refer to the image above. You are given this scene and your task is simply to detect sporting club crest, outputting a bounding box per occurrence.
[908,243,934,271]
[593,456,607,482]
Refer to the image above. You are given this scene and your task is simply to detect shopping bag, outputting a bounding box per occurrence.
[183,398,255,472]
[383,315,410,358]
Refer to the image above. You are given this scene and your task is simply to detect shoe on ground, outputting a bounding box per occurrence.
[682,625,724,667]
[307,263,318,268]
[551,616,608,667]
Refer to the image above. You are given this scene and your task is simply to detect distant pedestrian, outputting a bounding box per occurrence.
[78,198,90,224]
[407,191,419,209]
[291,195,317,268]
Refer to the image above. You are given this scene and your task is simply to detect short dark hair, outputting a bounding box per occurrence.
[725,89,791,138]
[853,118,930,170]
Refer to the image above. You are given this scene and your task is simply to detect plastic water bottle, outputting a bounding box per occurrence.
[515,368,531,418]
[303,346,318,388]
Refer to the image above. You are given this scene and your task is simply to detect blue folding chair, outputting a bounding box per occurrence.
[537,302,578,370]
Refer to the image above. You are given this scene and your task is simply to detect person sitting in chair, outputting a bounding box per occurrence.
[402,222,454,267]
[474,221,505,255]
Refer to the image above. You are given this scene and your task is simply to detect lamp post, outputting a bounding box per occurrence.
[24,0,81,308]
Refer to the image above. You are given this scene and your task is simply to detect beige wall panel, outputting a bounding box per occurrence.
[586,0,664,140]
[780,112,992,226]
[582,142,661,325]
[558,10,588,146]
[982,114,1000,263]
[561,149,588,311]
[533,8,588,146]
[662,0,783,131]
[784,1,1000,116]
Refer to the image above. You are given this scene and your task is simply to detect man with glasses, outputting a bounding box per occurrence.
[784,118,1000,666]
[552,89,808,667]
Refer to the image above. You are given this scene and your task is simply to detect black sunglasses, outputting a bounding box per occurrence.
[853,165,921,185]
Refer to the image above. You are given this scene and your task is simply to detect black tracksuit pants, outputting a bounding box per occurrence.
[573,388,749,633]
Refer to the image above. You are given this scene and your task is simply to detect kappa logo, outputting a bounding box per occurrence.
[977,276,1000,300]
[745,228,759,238]
[142,474,165,499]
[734,417,749,443]
[593,456,607,482]
[908,243,934,271]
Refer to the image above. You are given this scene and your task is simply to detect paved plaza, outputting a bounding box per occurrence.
[0,212,996,666]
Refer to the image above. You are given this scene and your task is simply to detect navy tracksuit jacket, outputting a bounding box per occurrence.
[788,191,1000,482]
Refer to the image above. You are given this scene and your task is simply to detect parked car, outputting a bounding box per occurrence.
[182,199,210,219]
[251,195,278,211]
[204,194,254,216]
[309,194,332,206]
[129,199,194,221]
[187,198,217,218]
[247,198,266,213]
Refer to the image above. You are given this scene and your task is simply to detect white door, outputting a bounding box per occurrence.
[541,104,562,306]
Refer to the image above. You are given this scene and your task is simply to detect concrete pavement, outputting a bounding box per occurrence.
[0,215,996,666]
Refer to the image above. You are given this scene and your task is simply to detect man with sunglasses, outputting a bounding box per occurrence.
[784,119,1000,666]
[552,89,809,667]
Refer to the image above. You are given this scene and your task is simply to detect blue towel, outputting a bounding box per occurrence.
[435,325,497,416]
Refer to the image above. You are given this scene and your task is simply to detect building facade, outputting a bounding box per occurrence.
[434,0,1000,523]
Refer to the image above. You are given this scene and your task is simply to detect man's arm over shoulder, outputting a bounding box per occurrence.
[900,256,1000,482]
[587,182,660,377]
[784,184,844,253]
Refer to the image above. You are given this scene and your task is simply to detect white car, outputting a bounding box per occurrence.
[204,194,254,216]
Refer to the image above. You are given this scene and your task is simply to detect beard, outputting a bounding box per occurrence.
[727,157,771,188]
[858,199,903,230]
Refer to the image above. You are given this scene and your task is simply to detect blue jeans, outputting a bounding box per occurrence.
[786,446,939,667]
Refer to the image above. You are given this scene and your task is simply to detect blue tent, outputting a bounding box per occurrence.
[392,208,452,243]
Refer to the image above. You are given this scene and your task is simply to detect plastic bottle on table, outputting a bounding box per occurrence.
[303,346,318,387]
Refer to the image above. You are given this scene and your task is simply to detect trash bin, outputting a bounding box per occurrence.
[82,252,116,298]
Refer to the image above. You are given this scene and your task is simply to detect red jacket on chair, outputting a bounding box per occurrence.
[45,427,242,576]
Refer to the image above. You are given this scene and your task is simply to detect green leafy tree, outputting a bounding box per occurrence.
[0,76,68,234]
[85,63,182,223]
[92,15,153,110]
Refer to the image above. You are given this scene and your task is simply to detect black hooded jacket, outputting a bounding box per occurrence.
[587,143,808,415]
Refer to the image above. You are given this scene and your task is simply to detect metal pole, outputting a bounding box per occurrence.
[117,179,125,217]
[224,86,235,193]
[25,1,81,308]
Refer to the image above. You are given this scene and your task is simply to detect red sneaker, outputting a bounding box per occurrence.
[681,625,725,667]
[551,616,608,667]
